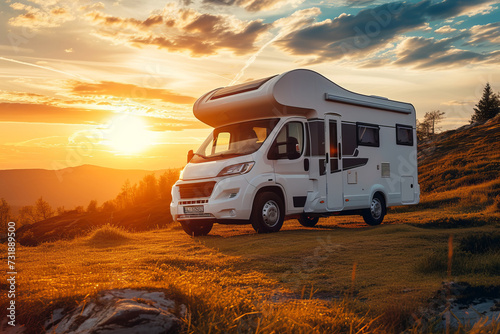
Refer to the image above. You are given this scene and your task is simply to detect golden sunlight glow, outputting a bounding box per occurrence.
[106,115,154,155]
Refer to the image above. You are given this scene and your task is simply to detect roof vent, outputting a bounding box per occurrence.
[210,75,277,100]
[370,95,388,100]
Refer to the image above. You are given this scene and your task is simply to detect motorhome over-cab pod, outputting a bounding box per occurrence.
[193,69,415,128]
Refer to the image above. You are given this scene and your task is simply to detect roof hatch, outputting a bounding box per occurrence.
[209,75,277,100]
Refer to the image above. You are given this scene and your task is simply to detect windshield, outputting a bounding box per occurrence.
[192,118,279,163]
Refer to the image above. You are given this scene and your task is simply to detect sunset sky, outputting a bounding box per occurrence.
[0,0,499,170]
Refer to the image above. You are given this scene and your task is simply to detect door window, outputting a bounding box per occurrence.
[329,120,340,173]
[268,122,304,160]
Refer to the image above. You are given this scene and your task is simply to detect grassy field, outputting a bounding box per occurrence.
[2,117,500,333]
[2,199,499,333]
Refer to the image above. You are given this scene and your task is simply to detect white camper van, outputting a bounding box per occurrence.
[170,69,419,236]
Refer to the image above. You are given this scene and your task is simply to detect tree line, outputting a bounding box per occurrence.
[0,169,180,230]
[417,82,500,142]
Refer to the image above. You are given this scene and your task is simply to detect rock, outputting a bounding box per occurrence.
[412,282,500,331]
[45,289,184,334]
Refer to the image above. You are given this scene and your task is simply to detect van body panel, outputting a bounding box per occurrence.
[171,69,419,233]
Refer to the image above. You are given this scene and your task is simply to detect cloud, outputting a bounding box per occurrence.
[85,5,271,56]
[149,120,209,131]
[84,11,164,30]
[0,103,114,124]
[0,101,205,131]
[392,36,496,69]
[342,0,378,5]
[275,0,495,63]
[0,90,94,106]
[71,81,196,105]
[8,2,74,28]
[435,25,457,33]
[202,0,303,12]
[466,22,500,45]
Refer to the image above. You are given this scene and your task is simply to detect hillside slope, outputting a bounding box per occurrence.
[418,114,500,194]
[0,164,165,208]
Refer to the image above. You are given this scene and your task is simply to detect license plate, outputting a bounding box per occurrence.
[184,205,204,214]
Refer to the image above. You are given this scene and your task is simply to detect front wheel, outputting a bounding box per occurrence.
[362,193,386,226]
[298,214,319,227]
[251,192,284,233]
[180,221,213,236]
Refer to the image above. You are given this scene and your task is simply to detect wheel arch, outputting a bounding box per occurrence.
[369,185,387,208]
[253,185,286,211]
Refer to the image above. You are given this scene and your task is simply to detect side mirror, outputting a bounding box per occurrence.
[187,149,194,163]
[286,137,301,160]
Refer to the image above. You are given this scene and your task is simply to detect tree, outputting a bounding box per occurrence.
[136,174,158,203]
[417,110,445,141]
[0,198,11,231]
[87,200,98,213]
[471,82,500,123]
[18,205,36,225]
[426,110,445,137]
[158,170,178,200]
[101,201,116,213]
[56,206,66,215]
[417,119,431,141]
[35,197,54,220]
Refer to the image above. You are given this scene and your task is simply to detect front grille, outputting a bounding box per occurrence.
[178,181,216,199]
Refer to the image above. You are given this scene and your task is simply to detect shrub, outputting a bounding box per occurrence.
[495,195,500,212]
[411,217,487,229]
[459,233,500,254]
[87,224,131,244]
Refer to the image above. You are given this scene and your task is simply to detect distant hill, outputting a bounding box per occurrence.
[0,164,166,209]
[418,114,500,194]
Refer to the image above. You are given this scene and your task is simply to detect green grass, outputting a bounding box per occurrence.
[3,218,500,334]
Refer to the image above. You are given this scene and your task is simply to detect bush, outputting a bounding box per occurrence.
[495,195,500,212]
[87,224,131,244]
[416,248,500,276]
[410,217,487,229]
[459,233,500,254]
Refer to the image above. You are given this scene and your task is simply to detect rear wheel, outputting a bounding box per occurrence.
[251,192,284,233]
[298,214,319,227]
[362,193,386,226]
[180,221,213,236]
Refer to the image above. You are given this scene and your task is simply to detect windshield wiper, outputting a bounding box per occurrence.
[211,152,244,158]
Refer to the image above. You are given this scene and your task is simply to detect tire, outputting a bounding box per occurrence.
[298,214,319,227]
[251,192,284,233]
[362,193,386,226]
[180,221,213,236]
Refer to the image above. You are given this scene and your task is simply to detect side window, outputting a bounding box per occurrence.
[268,122,304,160]
[329,120,338,157]
[357,123,379,147]
[396,124,414,146]
[214,132,230,153]
[308,120,325,156]
[288,122,304,154]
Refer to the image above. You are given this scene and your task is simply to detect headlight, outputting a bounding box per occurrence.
[217,162,255,177]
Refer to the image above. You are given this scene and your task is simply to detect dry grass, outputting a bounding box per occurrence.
[86,224,131,245]
[2,117,499,333]
[3,217,500,334]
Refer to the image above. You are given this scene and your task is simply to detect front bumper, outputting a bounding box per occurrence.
[170,175,255,223]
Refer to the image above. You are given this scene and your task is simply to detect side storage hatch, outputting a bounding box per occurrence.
[401,176,414,203]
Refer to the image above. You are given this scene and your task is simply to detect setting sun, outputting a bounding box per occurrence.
[106,115,154,155]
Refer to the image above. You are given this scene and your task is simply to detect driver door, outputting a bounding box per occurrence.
[269,120,311,213]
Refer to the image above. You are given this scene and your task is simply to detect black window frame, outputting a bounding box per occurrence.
[396,124,414,146]
[267,121,305,160]
[356,122,380,147]
[307,120,325,156]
